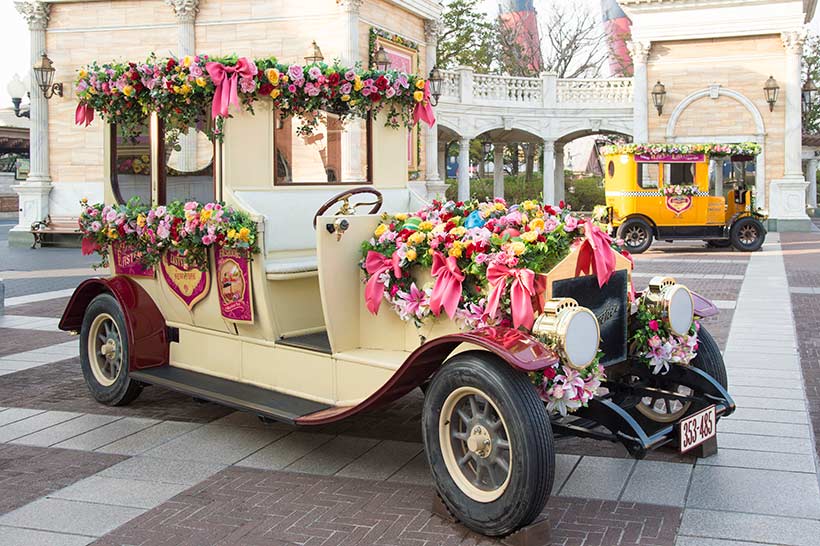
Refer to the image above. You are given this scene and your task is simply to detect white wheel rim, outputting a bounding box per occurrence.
[439,386,512,503]
[87,313,123,387]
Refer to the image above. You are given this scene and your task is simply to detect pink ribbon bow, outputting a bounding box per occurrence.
[412,81,436,128]
[364,250,402,314]
[205,57,257,119]
[486,262,537,329]
[81,237,100,256]
[429,251,464,318]
[75,103,94,127]
[575,219,617,288]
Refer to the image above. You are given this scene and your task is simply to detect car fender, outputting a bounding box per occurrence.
[296,327,559,425]
[59,276,168,371]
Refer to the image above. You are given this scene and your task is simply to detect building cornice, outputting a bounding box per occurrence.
[384,0,443,21]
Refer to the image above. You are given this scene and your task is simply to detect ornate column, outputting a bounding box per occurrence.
[339,0,365,182]
[542,139,555,205]
[423,19,446,198]
[769,31,810,229]
[11,1,51,244]
[554,143,565,204]
[807,157,818,209]
[627,41,651,142]
[166,0,199,172]
[493,143,504,199]
[457,137,471,202]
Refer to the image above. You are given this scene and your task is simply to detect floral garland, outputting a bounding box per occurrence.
[601,142,762,157]
[528,350,606,416]
[78,198,258,270]
[630,292,699,375]
[74,54,433,141]
[663,185,700,197]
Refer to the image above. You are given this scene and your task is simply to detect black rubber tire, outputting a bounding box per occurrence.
[729,217,766,252]
[705,239,732,248]
[422,351,554,537]
[617,218,653,254]
[79,293,143,406]
[690,325,728,389]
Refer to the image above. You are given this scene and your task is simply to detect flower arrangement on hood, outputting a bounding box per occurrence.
[74,54,433,142]
[78,198,258,269]
[601,142,762,157]
[630,292,699,375]
[663,185,700,197]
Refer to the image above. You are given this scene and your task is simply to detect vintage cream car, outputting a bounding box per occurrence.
[60,107,734,538]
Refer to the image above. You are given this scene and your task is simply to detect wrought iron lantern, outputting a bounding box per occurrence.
[802,77,817,114]
[6,74,29,118]
[304,41,324,65]
[482,140,492,155]
[651,81,666,116]
[373,46,391,72]
[764,76,779,112]
[33,53,63,99]
[428,66,442,106]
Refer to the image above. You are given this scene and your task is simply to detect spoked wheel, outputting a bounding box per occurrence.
[422,351,554,537]
[635,385,693,423]
[617,218,653,254]
[80,294,142,406]
[729,217,765,252]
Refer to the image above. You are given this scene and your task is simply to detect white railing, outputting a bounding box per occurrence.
[440,68,633,107]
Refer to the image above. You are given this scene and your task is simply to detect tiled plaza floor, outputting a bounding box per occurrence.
[0,237,817,545]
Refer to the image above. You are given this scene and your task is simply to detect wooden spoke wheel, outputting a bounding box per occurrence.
[635,384,693,423]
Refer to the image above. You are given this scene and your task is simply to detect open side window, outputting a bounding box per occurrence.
[110,121,152,205]
[636,162,659,189]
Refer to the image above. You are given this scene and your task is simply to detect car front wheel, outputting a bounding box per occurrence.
[617,218,653,254]
[422,351,554,537]
[730,217,765,252]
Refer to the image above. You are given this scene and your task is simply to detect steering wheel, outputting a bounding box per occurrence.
[312,187,383,228]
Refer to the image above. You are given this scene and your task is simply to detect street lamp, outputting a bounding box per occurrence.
[482,140,492,155]
[304,41,324,65]
[32,53,63,99]
[6,74,29,118]
[802,77,817,114]
[373,46,391,72]
[651,81,666,116]
[764,75,779,112]
[428,66,442,106]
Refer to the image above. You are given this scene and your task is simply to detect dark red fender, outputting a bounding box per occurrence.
[297,327,559,425]
[59,277,168,371]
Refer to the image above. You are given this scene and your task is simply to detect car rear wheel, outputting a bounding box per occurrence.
[617,218,653,254]
[80,294,142,406]
[729,217,765,252]
[690,325,727,389]
[422,351,554,537]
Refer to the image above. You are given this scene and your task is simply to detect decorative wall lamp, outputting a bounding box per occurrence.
[428,66,442,106]
[802,77,817,114]
[304,41,324,64]
[33,53,63,99]
[651,81,666,116]
[373,46,391,72]
[6,74,29,118]
[764,76,779,112]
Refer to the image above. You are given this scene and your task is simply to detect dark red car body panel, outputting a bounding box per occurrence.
[59,277,168,371]
[297,327,559,425]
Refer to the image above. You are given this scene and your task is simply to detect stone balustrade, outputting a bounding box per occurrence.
[439,67,633,107]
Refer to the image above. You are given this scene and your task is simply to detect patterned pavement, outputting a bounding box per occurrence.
[0,238,817,545]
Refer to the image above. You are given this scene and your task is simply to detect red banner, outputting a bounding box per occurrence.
[111,242,155,278]
[635,153,705,163]
[160,250,210,310]
[215,246,254,323]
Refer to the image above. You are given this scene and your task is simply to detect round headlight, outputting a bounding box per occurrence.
[663,284,694,336]
[559,307,600,369]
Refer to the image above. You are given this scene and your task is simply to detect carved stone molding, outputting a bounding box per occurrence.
[424,18,442,41]
[781,30,807,55]
[337,0,365,13]
[14,1,50,31]
[165,0,199,21]
[627,40,651,64]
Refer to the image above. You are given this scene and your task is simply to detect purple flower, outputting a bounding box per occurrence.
[340,82,352,94]
[308,66,322,80]
[305,82,320,97]
[288,64,304,81]
[344,69,356,81]
[396,74,409,88]
[239,77,256,93]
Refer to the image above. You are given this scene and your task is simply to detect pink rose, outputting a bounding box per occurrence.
[648,319,659,332]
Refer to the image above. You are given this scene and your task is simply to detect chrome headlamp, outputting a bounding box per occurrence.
[647,276,694,336]
[532,298,600,369]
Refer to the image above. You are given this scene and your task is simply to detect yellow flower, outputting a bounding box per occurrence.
[80,197,88,204]
[522,200,537,211]
[78,69,88,80]
[413,90,424,102]
[195,77,207,87]
[341,94,351,102]
[182,56,193,68]
[405,248,417,261]
[270,89,280,99]
[281,74,289,83]
[494,202,505,211]
[450,226,467,237]
[136,214,146,228]
[419,221,434,231]
[510,241,526,255]
[87,87,96,95]
[110,87,119,94]
[448,246,463,258]
[122,85,135,97]
[529,218,545,231]
[408,232,425,245]
[227,228,237,239]
[374,224,388,237]
[521,231,538,243]
[238,227,250,242]
[415,79,426,89]
[353,77,364,91]
[200,209,212,222]
[394,213,408,221]
[265,68,280,85]
[179,83,192,95]
[107,227,119,240]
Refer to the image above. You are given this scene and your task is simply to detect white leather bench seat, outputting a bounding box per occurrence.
[265,254,318,275]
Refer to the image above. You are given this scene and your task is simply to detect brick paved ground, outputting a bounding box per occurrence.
[0,327,72,358]
[3,296,71,318]
[94,466,681,546]
[0,443,125,513]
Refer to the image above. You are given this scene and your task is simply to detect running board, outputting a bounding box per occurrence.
[131,367,330,425]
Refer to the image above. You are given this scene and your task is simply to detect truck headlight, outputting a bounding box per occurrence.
[648,276,694,336]
[532,298,600,369]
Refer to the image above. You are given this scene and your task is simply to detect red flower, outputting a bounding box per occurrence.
[327,72,341,87]
[648,319,659,332]
[396,228,413,242]
[166,58,176,71]
[369,93,381,103]
[130,71,139,81]
[259,83,274,95]
[542,365,557,380]
[558,200,566,209]
[375,75,389,91]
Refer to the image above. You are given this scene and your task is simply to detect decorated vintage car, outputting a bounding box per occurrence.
[602,143,767,253]
[60,55,734,538]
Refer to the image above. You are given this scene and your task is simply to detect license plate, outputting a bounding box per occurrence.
[678,405,716,453]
